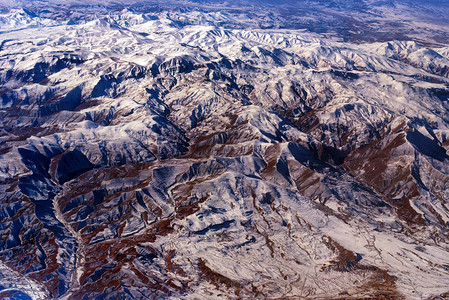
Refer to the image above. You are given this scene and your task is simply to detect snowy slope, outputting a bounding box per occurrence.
[0,3,449,300]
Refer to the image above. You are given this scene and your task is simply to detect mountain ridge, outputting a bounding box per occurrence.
[0,3,449,299]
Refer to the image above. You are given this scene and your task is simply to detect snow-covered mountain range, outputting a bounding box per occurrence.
[1,1,449,299]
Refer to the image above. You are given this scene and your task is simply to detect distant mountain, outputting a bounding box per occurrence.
[2,0,449,45]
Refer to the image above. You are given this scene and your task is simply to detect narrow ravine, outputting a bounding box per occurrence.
[53,190,86,300]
